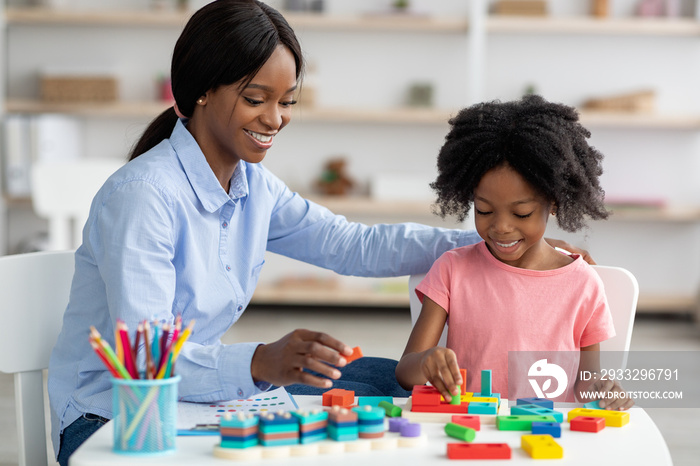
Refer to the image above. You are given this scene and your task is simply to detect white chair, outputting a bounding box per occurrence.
[0,251,75,466]
[31,160,123,251]
[409,265,639,359]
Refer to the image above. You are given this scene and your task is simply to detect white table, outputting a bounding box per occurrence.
[70,396,672,465]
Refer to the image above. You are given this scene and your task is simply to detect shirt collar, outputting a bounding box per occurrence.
[170,119,249,212]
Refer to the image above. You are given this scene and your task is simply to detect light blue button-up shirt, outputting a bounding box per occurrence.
[47,119,480,455]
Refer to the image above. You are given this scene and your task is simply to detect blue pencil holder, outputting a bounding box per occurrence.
[112,375,180,456]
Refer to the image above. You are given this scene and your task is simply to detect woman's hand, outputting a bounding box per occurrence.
[419,346,463,402]
[250,329,353,388]
[545,237,596,265]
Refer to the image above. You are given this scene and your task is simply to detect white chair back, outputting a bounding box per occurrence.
[31,160,123,250]
[408,265,639,361]
[0,251,75,466]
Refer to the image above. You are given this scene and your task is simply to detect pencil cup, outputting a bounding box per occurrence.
[112,375,180,455]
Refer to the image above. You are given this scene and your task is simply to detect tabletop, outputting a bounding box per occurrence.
[70,395,672,465]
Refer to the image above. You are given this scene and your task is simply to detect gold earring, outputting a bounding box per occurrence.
[197,98,204,104]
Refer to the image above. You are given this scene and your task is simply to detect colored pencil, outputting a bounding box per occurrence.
[89,340,121,378]
[90,326,131,379]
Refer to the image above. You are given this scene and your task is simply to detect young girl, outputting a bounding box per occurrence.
[395,95,633,410]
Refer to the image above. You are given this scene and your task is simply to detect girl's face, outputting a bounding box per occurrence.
[473,164,554,269]
[190,45,298,167]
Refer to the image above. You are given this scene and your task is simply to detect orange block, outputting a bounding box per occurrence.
[346,346,363,364]
[322,388,355,408]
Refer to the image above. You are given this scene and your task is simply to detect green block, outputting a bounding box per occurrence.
[450,387,462,405]
[378,400,402,417]
[496,415,557,431]
[445,422,476,442]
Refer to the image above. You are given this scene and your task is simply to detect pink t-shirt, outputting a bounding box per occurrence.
[416,241,614,399]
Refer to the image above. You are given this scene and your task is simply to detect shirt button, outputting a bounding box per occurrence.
[222,221,228,228]
[237,305,243,311]
[226,265,231,271]
[238,389,244,397]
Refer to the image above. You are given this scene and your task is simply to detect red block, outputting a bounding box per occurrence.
[460,369,467,395]
[345,346,363,364]
[411,402,469,414]
[570,416,605,433]
[411,385,441,407]
[451,415,481,431]
[322,388,355,408]
[447,443,512,460]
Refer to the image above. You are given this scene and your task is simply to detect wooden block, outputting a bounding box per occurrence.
[521,434,563,459]
[570,416,606,433]
[451,415,481,431]
[567,408,630,427]
[447,443,511,460]
[531,421,561,438]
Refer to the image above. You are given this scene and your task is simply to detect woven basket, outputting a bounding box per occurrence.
[41,75,118,102]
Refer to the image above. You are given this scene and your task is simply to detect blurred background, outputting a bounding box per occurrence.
[0,0,699,465]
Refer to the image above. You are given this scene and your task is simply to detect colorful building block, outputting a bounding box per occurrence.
[467,402,498,415]
[447,443,511,460]
[444,422,476,442]
[378,400,402,417]
[322,388,355,408]
[521,434,563,459]
[480,369,492,397]
[496,415,556,431]
[358,396,393,407]
[327,406,358,441]
[460,369,467,395]
[450,386,462,405]
[400,422,422,438]
[411,403,469,414]
[570,416,605,433]
[411,385,441,406]
[352,405,385,439]
[388,417,409,432]
[258,412,299,447]
[517,397,553,409]
[345,346,363,364]
[290,410,329,444]
[510,404,563,423]
[451,415,481,431]
[219,413,260,449]
[583,400,602,410]
[531,421,561,438]
[567,408,630,427]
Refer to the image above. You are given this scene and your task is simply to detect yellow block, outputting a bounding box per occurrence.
[567,408,630,427]
[521,434,563,459]
[441,392,474,403]
[463,396,499,404]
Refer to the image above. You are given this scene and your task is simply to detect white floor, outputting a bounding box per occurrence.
[1,309,698,466]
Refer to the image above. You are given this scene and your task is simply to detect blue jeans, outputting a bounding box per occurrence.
[286,356,411,397]
[57,413,109,466]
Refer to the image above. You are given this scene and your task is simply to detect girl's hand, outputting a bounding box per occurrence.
[419,346,463,402]
[544,237,595,265]
[250,329,353,388]
[592,379,635,411]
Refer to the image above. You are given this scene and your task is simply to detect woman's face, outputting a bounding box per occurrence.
[473,164,554,269]
[190,45,298,167]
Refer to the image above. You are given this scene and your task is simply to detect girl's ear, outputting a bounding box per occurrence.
[550,203,558,216]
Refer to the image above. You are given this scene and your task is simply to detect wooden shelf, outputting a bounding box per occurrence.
[487,16,700,36]
[7,100,700,130]
[8,8,699,36]
[5,7,191,27]
[5,99,170,118]
[4,7,466,32]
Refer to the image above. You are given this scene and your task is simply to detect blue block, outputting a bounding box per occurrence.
[517,397,553,409]
[467,401,498,415]
[220,437,258,449]
[531,421,561,438]
[583,400,603,410]
[480,370,492,397]
[221,433,258,443]
[259,437,299,447]
[300,431,327,444]
[327,424,358,441]
[358,396,393,407]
